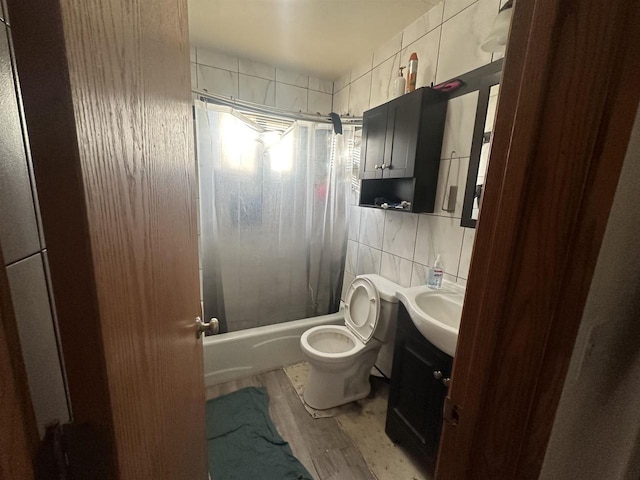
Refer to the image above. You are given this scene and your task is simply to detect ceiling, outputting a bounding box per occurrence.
[188,0,439,80]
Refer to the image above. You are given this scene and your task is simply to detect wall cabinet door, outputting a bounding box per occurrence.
[384,93,421,179]
[360,103,387,179]
[358,87,446,211]
[385,304,452,470]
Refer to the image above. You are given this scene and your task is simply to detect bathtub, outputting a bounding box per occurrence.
[203,310,344,386]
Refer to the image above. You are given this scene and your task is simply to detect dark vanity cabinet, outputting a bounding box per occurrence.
[359,87,447,212]
[385,303,453,471]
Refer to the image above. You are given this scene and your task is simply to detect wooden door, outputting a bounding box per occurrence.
[436,0,640,479]
[360,103,388,179]
[7,0,207,478]
[384,92,421,179]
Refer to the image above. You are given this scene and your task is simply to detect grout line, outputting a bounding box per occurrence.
[380,210,388,257]
[330,82,334,112]
[5,249,42,268]
[411,213,421,263]
[433,18,444,85]
[443,0,480,24]
[455,228,467,278]
[197,62,332,93]
[366,68,373,112]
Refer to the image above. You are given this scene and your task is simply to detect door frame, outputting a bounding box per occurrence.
[437,0,640,478]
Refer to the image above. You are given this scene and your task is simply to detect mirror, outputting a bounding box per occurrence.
[457,60,502,228]
[472,84,500,221]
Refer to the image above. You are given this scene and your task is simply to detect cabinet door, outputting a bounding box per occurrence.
[360,103,387,179]
[384,93,421,178]
[386,306,452,467]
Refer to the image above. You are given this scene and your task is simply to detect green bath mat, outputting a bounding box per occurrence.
[206,386,313,480]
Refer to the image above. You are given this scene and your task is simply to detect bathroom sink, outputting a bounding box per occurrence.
[396,282,465,357]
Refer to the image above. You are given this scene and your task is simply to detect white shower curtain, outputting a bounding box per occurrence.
[195,102,353,332]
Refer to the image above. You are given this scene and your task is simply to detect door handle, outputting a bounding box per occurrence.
[433,370,451,387]
[196,317,219,339]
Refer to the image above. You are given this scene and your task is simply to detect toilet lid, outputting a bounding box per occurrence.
[344,277,380,343]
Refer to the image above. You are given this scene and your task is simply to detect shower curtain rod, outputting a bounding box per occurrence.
[192,89,363,126]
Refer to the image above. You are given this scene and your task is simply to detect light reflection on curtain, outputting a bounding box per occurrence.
[195,102,353,332]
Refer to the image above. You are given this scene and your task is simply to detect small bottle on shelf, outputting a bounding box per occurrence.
[390,66,406,99]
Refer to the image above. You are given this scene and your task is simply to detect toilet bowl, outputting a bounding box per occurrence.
[300,274,400,410]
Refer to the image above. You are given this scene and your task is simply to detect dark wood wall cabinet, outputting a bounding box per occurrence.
[359,87,447,213]
[385,303,452,472]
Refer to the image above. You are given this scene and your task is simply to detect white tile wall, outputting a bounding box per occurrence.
[414,215,465,275]
[441,91,480,158]
[238,74,275,106]
[370,53,401,109]
[348,205,361,241]
[309,76,333,94]
[436,0,499,83]
[373,31,403,67]
[308,90,333,115]
[382,211,418,260]
[275,82,308,111]
[348,72,372,117]
[380,252,413,287]
[191,47,334,113]
[400,27,441,89]
[402,2,444,49]
[197,65,238,98]
[334,0,498,290]
[356,244,382,276]
[333,85,350,116]
[358,207,385,250]
[346,240,359,274]
[197,49,238,71]
[443,0,477,21]
[276,68,308,88]
[239,58,275,80]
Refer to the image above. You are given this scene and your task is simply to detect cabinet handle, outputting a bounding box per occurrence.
[374,164,379,170]
[433,370,451,387]
[380,163,386,170]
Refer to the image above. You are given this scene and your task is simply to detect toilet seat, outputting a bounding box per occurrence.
[344,277,380,344]
[300,325,365,364]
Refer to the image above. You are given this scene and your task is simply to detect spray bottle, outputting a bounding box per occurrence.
[406,52,419,93]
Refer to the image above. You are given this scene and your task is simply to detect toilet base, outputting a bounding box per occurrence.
[303,347,379,410]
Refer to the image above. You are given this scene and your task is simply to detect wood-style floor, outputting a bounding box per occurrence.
[205,369,376,480]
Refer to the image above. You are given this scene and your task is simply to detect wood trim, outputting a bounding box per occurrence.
[0,247,38,479]
[436,0,640,478]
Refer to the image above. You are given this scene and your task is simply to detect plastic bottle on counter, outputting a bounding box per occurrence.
[427,254,444,289]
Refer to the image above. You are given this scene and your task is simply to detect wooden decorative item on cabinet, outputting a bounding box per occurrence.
[359,87,447,213]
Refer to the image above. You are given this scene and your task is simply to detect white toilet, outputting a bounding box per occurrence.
[300,274,400,410]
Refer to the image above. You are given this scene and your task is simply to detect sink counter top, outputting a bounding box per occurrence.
[395,282,465,356]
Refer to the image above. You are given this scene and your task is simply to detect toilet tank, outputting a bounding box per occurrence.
[356,274,400,342]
